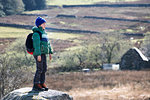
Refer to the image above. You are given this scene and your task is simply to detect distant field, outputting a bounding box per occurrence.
[0,26,84,53]
[49,32,83,40]
[0,27,31,38]
[0,26,83,39]
[47,0,139,5]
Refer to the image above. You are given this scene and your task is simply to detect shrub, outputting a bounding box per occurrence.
[50,33,132,72]
[22,0,46,11]
[1,0,24,15]
[6,38,35,67]
[0,38,34,99]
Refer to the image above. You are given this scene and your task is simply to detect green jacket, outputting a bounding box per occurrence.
[32,26,53,56]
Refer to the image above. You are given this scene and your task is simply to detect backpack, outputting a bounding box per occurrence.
[25,31,42,55]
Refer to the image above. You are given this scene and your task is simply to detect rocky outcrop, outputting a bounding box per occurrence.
[2,87,73,100]
[120,47,149,70]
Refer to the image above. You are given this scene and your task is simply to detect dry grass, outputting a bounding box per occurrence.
[46,0,139,6]
[26,70,150,100]
[68,85,150,100]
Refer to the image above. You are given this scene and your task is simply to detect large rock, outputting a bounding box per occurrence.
[120,47,149,70]
[2,87,73,100]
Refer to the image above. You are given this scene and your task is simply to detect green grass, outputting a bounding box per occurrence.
[146,31,150,34]
[0,27,32,38]
[65,45,84,51]
[47,0,140,6]
[0,26,83,40]
[48,32,84,40]
[51,21,79,27]
[145,16,150,19]
[48,32,85,51]
[126,29,138,33]
[23,10,47,14]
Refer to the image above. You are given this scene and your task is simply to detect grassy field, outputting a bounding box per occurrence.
[0,26,83,39]
[25,70,150,100]
[49,32,84,40]
[0,27,31,38]
[52,71,150,100]
[1,0,149,36]
[0,0,150,99]
[0,26,84,53]
[0,27,32,52]
[46,0,140,6]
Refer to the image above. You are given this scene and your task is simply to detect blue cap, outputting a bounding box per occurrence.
[35,17,46,27]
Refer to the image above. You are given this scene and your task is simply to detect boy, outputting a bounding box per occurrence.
[32,17,53,91]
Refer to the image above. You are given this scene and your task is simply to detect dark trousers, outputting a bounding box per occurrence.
[33,54,47,84]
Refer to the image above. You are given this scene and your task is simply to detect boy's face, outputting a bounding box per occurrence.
[40,22,46,29]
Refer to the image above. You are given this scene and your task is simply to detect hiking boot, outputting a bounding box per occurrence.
[41,83,48,91]
[33,84,45,91]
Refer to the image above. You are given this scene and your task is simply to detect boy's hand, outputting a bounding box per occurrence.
[49,54,52,61]
[37,56,41,62]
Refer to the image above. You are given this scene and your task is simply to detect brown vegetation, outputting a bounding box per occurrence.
[51,39,77,52]
[0,0,150,99]
[0,38,16,53]
[25,70,150,100]
[0,0,150,35]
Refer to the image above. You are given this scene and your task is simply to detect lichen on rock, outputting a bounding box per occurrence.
[2,87,73,100]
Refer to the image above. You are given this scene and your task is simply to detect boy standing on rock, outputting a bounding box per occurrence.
[32,17,53,91]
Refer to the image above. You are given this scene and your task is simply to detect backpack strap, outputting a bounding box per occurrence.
[34,31,42,40]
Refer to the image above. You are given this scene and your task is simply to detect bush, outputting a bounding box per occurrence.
[49,33,132,73]
[1,0,24,16]
[0,0,47,16]
[51,45,103,72]
[22,0,46,11]
[6,38,35,67]
[0,54,32,99]
[52,52,81,72]
[0,38,34,99]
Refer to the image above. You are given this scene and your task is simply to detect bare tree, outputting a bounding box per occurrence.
[95,33,124,64]
[101,41,120,63]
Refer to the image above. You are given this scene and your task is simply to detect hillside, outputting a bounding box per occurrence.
[0,0,150,34]
[0,0,150,53]
[0,0,150,100]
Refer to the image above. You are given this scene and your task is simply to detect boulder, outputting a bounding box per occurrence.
[120,47,149,70]
[2,87,73,100]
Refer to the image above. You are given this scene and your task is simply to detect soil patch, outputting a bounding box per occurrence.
[0,38,16,53]
[51,39,77,52]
